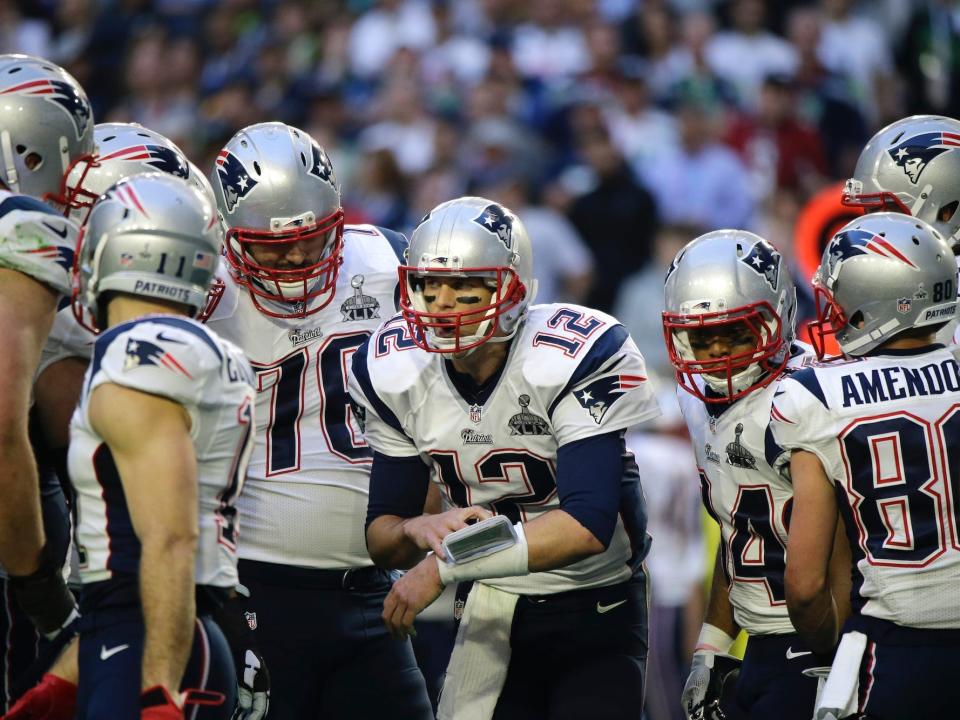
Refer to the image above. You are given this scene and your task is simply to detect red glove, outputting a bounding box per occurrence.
[2,673,77,720]
[140,686,183,720]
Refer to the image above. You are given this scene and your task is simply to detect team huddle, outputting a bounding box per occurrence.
[0,52,955,720]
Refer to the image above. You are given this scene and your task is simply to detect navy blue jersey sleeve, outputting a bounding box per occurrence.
[365,452,431,533]
[555,430,624,548]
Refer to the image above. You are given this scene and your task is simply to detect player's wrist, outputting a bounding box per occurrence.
[694,623,736,655]
[436,520,529,586]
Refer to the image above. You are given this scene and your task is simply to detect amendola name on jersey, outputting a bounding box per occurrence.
[349,303,662,596]
[770,346,960,629]
[0,190,79,296]
[204,224,406,569]
[678,344,814,635]
[70,316,255,590]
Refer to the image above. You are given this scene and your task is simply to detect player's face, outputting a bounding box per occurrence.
[422,276,495,338]
[686,321,759,370]
[246,231,331,270]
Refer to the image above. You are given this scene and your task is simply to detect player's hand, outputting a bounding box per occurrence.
[8,544,78,640]
[140,685,183,720]
[2,673,77,719]
[402,506,493,558]
[681,651,741,720]
[212,589,270,720]
[382,555,444,640]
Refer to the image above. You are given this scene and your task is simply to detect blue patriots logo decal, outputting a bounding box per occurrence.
[123,338,193,378]
[473,204,514,250]
[215,150,258,212]
[887,131,960,184]
[826,228,918,276]
[99,144,188,178]
[739,241,781,291]
[308,143,335,185]
[574,373,645,424]
[0,78,91,140]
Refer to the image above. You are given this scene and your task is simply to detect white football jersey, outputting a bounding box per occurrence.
[350,304,662,595]
[204,224,406,569]
[69,316,255,589]
[0,190,78,296]
[678,345,814,635]
[771,345,960,629]
[36,304,96,377]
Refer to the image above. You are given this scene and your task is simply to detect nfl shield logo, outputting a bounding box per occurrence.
[897,297,912,314]
[469,404,483,424]
[244,611,258,630]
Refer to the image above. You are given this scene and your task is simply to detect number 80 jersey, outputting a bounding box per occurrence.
[349,304,662,596]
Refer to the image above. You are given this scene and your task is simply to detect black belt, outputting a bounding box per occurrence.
[238,559,396,591]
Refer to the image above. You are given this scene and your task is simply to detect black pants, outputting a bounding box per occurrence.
[239,559,433,720]
[485,570,649,720]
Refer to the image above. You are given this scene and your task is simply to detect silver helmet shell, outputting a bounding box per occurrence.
[76,173,222,328]
[211,122,344,318]
[811,212,957,357]
[663,229,797,402]
[400,196,537,354]
[843,115,960,251]
[61,122,190,226]
[0,54,94,202]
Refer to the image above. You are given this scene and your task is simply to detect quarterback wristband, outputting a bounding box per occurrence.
[695,623,736,654]
[436,521,529,585]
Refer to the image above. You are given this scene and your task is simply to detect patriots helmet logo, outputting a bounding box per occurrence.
[887,131,960,184]
[308,143,335,185]
[99,144,189,179]
[473,203,514,250]
[123,338,193,378]
[215,150,258,212]
[740,241,781,291]
[826,228,918,276]
[574,374,645,424]
[0,78,91,140]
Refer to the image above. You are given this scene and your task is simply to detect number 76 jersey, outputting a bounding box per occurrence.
[349,304,662,596]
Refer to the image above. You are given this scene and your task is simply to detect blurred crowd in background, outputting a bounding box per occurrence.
[3,1,952,718]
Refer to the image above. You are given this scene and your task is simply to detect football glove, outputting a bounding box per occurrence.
[682,652,741,720]
[140,686,182,720]
[213,587,270,720]
[8,544,78,640]
[2,673,77,720]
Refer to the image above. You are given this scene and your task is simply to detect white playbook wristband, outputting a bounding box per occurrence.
[695,623,736,654]
[436,521,529,586]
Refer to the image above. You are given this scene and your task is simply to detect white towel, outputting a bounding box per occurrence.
[815,631,868,720]
[437,582,519,720]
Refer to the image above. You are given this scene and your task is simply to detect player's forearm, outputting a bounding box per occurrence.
[524,509,604,572]
[703,547,740,638]
[0,436,45,574]
[786,576,838,655]
[139,537,197,691]
[366,515,426,569]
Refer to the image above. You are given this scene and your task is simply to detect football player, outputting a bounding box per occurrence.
[0,54,93,705]
[201,122,433,719]
[772,212,960,718]
[350,196,660,719]
[663,230,851,720]
[55,173,251,719]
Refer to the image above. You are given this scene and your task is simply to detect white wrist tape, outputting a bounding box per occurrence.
[436,521,529,585]
[695,623,736,654]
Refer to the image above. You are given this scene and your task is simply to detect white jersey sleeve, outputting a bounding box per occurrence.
[0,191,78,296]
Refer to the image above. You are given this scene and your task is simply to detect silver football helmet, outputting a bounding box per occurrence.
[843,115,960,251]
[663,230,797,402]
[400,196,538,354]
[811,212,957,357]
[60,122,190,226]
[75,173,221,330]
[186,160,216,209]
[0,54,94,203]
[211,122,344,319]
